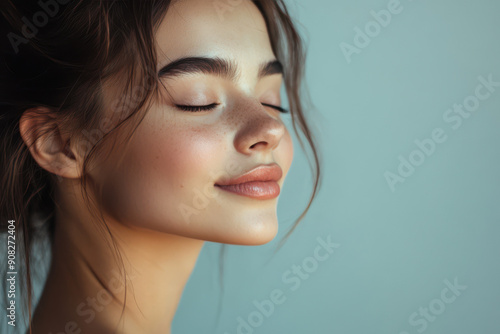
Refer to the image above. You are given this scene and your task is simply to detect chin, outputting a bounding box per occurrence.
[219,216,279,246]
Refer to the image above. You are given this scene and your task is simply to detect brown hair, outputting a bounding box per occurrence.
[0,0,322,332]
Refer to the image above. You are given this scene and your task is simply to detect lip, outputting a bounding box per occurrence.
[214,163,283,200]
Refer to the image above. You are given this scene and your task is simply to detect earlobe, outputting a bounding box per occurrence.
[19,108,82,179]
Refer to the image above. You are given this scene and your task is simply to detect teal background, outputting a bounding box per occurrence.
[173,0,500,333]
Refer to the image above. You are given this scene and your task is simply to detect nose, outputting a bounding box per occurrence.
[233,102,286,155]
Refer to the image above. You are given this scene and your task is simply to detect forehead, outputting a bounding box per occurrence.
[155,0,275,67]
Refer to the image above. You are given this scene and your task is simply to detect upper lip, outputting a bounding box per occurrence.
[215,163,283,186]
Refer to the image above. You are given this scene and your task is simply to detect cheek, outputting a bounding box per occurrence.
[149,128,219,185]
[99,114,225,229]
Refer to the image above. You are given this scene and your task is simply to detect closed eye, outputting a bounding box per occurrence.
[261,103,289,114]
[175,103,220,112]
[175,102,289,113]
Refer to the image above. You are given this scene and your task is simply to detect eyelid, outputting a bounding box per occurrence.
[175,103,220,112]
[262,103,289,114]
[174,102,289,114]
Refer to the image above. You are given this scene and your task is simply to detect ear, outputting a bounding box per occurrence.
[19,107,83,180]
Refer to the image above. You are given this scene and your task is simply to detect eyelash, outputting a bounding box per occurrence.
[175,102,289,113]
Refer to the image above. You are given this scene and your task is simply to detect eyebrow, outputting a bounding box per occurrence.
[157,56,283,81]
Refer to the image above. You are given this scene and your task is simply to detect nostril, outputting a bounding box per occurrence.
[250,141,267,149]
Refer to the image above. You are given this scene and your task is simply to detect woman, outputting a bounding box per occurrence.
[0,0,321,333]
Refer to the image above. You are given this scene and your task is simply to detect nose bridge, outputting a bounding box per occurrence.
[231,97,286,155]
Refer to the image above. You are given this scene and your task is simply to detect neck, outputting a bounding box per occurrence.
[31,198,204,334]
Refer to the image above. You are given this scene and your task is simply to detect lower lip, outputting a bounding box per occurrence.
[215,181,280,200]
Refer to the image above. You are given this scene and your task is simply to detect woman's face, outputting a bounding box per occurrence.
[95,0,293,245]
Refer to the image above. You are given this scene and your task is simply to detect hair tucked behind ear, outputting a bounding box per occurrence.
[0,1,321,333]
[0,1,172,332]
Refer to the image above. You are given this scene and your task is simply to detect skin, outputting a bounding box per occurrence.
[22,0,293,333]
